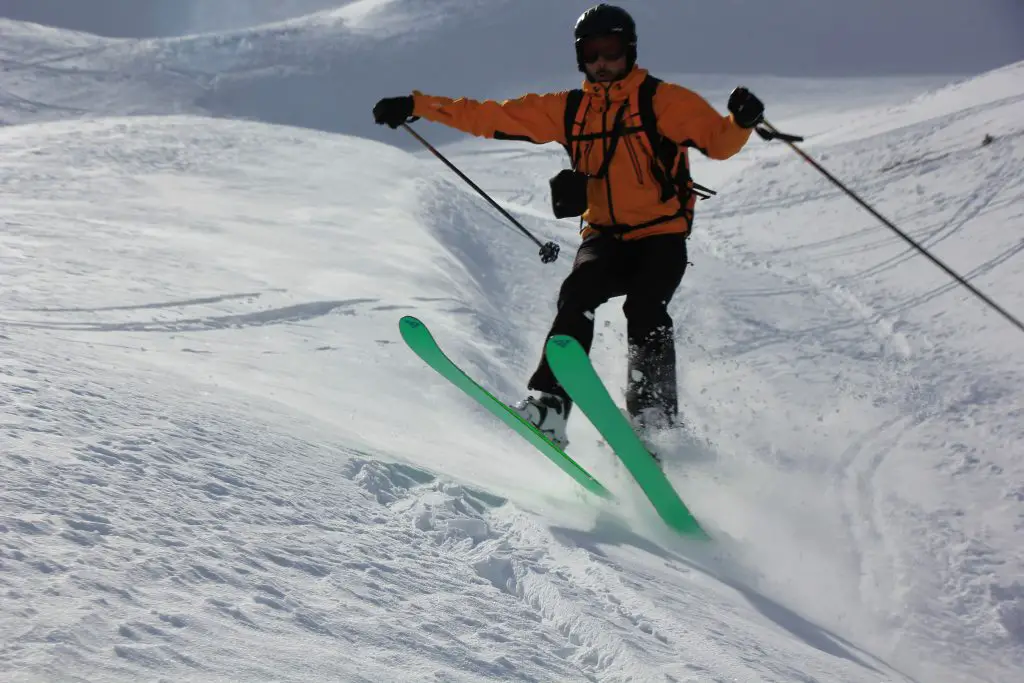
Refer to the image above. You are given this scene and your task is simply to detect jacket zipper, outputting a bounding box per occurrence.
[624,133,644,184]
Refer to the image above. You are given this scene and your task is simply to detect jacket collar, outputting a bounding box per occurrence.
[582,66,648,109]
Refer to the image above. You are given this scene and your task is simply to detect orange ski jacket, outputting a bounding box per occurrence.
[412,66,752,241]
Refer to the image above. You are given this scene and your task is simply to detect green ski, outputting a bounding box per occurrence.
[545,335,708,538]
[399,316,611,499]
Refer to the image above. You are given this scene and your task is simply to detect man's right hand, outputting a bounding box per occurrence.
[373,96,415,129]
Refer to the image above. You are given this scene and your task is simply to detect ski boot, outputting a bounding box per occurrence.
[511,392,570,449]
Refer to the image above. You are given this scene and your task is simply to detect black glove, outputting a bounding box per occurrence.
[727,87,764,129]
[373,96,415,129]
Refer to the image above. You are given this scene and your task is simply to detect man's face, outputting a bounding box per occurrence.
[578,34,629,83]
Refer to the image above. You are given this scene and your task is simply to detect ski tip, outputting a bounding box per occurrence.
[546,335,580,352]
[398,316,432,349]
[399,316,430,341]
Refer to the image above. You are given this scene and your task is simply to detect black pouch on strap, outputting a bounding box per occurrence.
[549,102,627,219]
[550,169,589,218]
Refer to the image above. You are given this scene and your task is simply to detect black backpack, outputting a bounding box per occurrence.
[563,75,716,207]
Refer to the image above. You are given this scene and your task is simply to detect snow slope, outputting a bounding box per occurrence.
[1,115,913,683]
[2,8,1023,683]
[4,0,1023,73]
[0,2,995,143]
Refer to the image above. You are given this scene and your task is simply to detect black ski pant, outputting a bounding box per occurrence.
[528,232,688,424]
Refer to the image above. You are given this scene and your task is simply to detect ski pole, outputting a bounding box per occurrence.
[401,123,560,264]
[757,120,1024,335]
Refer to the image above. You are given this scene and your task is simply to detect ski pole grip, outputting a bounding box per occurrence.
[756,122,805,143]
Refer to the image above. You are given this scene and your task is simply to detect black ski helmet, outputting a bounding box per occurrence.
[573,4,638,73]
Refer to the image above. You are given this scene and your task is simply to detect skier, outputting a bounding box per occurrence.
[373,4,764,449]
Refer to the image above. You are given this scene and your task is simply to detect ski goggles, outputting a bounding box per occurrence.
[577,34,628,63]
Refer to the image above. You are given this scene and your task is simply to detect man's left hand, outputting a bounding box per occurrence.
[728,87,764,129]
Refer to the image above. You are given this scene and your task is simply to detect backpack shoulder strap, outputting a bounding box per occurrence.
[638,74,716,211]
[637,75,679,201]
[637,75,663,153]
[563,88,585,158]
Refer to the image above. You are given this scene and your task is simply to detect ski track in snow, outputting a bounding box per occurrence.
[678,63,1024,682]
[0,114,917,683]
[1,338,900,683]
[1,11,1023,683]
